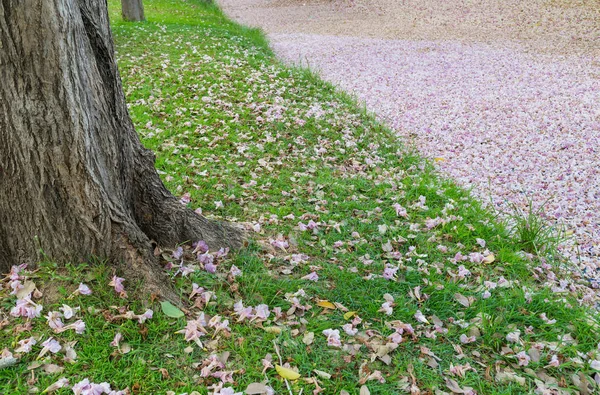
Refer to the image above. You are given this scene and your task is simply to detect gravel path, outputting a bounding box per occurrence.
[220,0,600,279]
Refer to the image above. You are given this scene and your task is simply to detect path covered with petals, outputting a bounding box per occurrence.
[221,0,600,278]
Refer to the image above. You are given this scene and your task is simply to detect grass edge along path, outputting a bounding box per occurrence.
[1,0,599,394]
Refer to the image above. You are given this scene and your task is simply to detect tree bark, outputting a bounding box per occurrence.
[121,0,145,22]
[0,0,243,298]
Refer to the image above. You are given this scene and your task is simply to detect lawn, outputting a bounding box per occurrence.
[1,0,599,394]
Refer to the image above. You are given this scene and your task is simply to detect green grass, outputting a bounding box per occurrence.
[1,0,599,394]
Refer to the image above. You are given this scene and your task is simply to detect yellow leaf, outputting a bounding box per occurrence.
[276,365,300,380]
[434,157,446,162]
[344,311,356,320]
[316,300,336,309]
[263,326,282,335]
[482,254,495,264]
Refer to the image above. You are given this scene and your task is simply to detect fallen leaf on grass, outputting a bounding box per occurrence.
[344,311,357,320]
[445,377,475,394]
[495,370,526,386]
[42,364,64,374]
[245,382,272,394]
[360,385,370,395]
[316,300,336,309]
[313,369,331,379]
[482,254,495,264]
[160,301,184,318]
[276,365,300,380]
[303,331,315,345]
[453,293,474,308]
[42,377,69,393]
[263,326,282,335]
[16,281,37,299]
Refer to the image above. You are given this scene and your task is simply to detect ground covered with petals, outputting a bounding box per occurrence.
[1,0,599,394]
[221,0,600,285]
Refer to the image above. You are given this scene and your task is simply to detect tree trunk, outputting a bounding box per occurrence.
[0,0,243,298]
[121,0,145,22]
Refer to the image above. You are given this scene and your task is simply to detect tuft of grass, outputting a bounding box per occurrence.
[505,197,566,256]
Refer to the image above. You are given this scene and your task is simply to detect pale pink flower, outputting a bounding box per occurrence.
[189,283,204,300]
[388,332,403,344]
[110,333,122,348]
[382,265,398,280]
[179,319,206,342]
[414,310,429,324]
[60,304,79,320]
[546,354,560,367]
[205,262,218,274]
[10,297,43,318]
[392,203,408,217]
[457,265,471,278]
[254,304,270,321]
[179,192,191,205]
[109,276,127,298]
[229,265,242,277]
[506,330,521,343]
[9,280,23,295]
[41,337,61,354]
[8,263,27,281]
[516,351,531,366]
[172,246,184,259]
[342,323,358,336]
[43,377,69,393]
[57,319,86,334]
[46,311,64,331]
[193,240,209,254]
[76,283,91,295]
[215,388,242,395]
[233,300,254,321]
[14,337,37,353]
[460,334,476,344]
[379,302,393,316]
[72,379,112,395]
[301,271,319,281]
[322,328,342,347]
[137,309,153,324]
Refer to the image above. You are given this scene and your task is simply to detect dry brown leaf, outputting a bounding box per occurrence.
[42,364,64,374]
[303,331,315,345]
[245,382,271,394]
[453,293,472,308]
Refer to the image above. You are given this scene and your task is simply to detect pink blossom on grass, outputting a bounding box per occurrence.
[110,333,122,348]
[229,265,242,277]
[382,265,398,280]
[254,304,270,321]
[11,297,43,319]
[516,351,531,366]
[301,271,319,281]
[322,328,342,347]
[14,337,37,353]
[46,311,64,331]
[108,276,127,298]
[342,323,358,336]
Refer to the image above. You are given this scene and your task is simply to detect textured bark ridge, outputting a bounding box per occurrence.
[121,0,145,22]
[0,0,243,297]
